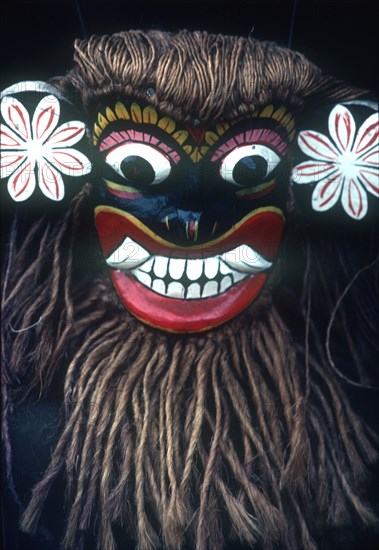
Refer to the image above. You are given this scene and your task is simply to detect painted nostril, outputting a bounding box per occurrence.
[186,220,199,241]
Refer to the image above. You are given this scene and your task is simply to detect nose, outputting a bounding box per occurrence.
[159,164,228,243]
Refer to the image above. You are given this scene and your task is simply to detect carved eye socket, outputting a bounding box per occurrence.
[105,143,171,185]
[220,144,281,187]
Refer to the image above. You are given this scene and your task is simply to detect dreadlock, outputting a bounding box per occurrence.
[2,183,378,549]
[60,30,367,122]
[2,29,378,550]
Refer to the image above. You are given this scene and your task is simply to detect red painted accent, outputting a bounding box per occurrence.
[212,129,288,162]
[41,164,58,196]
[186,126,206,145]
[95,208,284,331]
[299,162,334,175]
[0,127,24,147]
[36,107,55,140]
[53,151,85,170]
[359,170,379,195]
[335,111,352,152]
[14,161,32,197]
[348,178,362,217]
[105,186,143,200]
[188,220,196,240]
[99,131,181,165]
[9,105,29,140]
[131,107,141,123]
[237,182,276,201]
[1,153,24,167]
[320,173,340,200]
[111,270,267,332]
[95,209,284,260]
[300,132,337,161]
[47,126,83,145]
[355,121,379,154]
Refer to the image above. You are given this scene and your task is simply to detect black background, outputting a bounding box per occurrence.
[1,0,378,92]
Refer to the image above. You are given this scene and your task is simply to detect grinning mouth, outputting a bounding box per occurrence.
[95,206,285,332]
[106,237,272,300]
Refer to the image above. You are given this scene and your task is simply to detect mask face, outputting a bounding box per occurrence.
[93,100,295,332]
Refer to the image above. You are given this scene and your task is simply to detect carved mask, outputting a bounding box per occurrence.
[93,100,295,331]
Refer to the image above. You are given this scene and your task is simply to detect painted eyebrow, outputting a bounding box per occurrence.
[211,129,288,161]
[99,130,181,164]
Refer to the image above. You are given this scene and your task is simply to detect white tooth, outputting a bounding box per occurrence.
[133,270,152,287]
[186,259,204,281]
[186,282,201,299]
[232,271,248,284]
[154,257,169,278]
[219,260,232,275]
[152,279,166,295]
[222,244,272,273]
[167,281,186,299]
[139,257,154,273]
[169,258,186,280]
[202,280,219,298]
[106,237,150,269]
[220,276,232,293]
[204,257,219,279]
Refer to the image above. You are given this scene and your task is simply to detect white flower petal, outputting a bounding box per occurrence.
[358,168,379,197]
[328,104,356,153]
[46,121,86,147]
[359,144,378,167]
[353,112,379,156]
[297,130,339,161]
[312,171,344,211]
[37,160,65,201]
[7,159,36,201]
[0,123,27,149]
[1,96,31,141]
[32,95,60,142]
[341,177,368,219]
[44,148,92,176]
[292,161,337,184]
[0,151,27,178]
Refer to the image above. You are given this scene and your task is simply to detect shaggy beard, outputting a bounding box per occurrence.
[2,187,378,550]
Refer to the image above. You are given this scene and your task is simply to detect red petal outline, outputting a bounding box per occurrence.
[355,121,379,155]
[8,104,30,140]
[11,160,34,198]
[348,178,363,217]
[51,150,85,171]
[35,106,56,140]
[299,131,338,161]
[46,123,85,147]
[0,152,25,169]
[360,146,379,166]
[38,162,64,200]
[318,173,342,208]
[359,169,379,196]
[0,125,26,148]
[334,110,353,151]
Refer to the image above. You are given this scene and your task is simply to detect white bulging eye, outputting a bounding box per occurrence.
[105,143,171,185]
[220,144,281,186]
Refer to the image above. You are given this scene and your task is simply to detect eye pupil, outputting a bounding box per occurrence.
[232,155,268,186]
[120,155,155,184]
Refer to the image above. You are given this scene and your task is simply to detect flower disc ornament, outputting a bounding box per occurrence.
[0,83,92,201]
[292,103,378,220]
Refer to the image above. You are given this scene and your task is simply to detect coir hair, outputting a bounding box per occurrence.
[60,29,367,122]
[2,29,379,550]
[2,182,378,550]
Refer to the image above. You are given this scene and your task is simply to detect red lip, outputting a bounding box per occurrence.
[95,206,284,260]
[112,270,267,332]
[95,206,285,332]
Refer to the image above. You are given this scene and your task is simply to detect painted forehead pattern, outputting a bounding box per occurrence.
[92,101,296,162]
